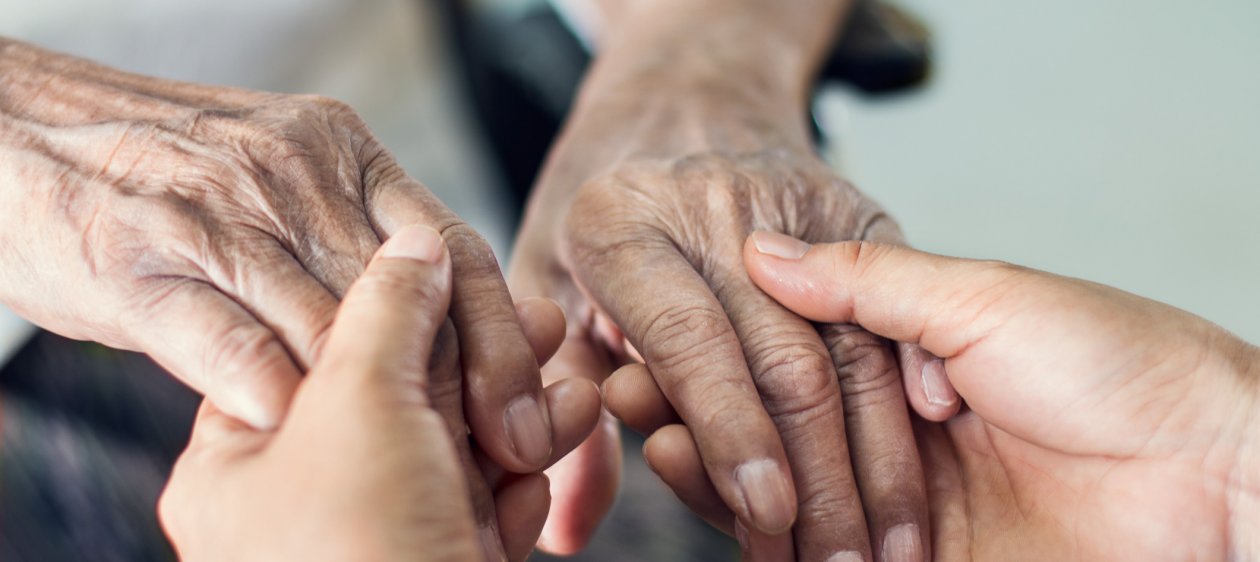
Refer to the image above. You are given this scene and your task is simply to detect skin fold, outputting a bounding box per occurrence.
[604,232,1260,561]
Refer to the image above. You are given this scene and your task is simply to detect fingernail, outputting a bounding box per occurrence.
[477,526,507,562]
[504,394,552,467]
[825,552,865,562]
[921,358,957,407]
[734,459,795,533]
[882,523,923,562]
[381,225,444,263]
[751,231,811,260]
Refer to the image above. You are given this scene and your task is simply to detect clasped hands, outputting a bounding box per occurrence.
[3,33,1257,562]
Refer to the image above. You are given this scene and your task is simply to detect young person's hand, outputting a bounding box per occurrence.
[608,233,1260,561]
[0,40,554,475]
[159,226,601,562]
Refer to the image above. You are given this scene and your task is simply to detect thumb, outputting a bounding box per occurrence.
[741,231,1218,456]
[742,231,1014,366]
[314,224,452,398]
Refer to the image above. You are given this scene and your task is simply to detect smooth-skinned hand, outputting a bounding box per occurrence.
[159,225,602,562]
[607,232,1260,561]
[0,39,556,476]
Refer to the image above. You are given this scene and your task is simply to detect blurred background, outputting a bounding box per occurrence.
[0,0,1256,560]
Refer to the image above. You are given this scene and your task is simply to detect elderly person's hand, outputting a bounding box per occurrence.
[159,226,601,562]
[509,1,956,558]
[0,38,557,476]
[608,233,1260,561]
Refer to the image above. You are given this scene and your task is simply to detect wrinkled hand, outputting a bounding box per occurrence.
[160,226,602,562]
[610,234,1260,561]
[0,39,555,475]
[513,146,956,559]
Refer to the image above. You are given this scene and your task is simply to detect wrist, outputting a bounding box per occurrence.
[550,0,847,168]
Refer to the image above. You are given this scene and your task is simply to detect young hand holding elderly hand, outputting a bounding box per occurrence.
[606,233,1260,561]
[159,226,601,562]
[0,39,557,481]
[161,226,1259,562]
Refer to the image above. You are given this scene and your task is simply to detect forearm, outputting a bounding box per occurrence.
[541,0,849,185]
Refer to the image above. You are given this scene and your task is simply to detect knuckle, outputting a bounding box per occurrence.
[749,340,835,394]
[836,240,885,279]
[294,93,355,117]
[640,304,735,370]
[748,341,839,420]
[821,325,901,401]
[797,474,863,523]
[270,93,360,128]
[438,223,502,286]
[738,322,840,417]
[204,319,282,380]
[299,94,350,112]
[564,178,660,259]
[440,222,496,270]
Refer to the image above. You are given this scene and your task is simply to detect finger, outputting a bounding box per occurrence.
[426,321,508,562]
[318,226,507,557]
[479,377,604,488]
[743,233,1142,448]
[567,226,796,534]
[508,238,624,553]
[535,336,621,555]
[641,427,795,561]
[603,363,681,435]
[819,324,930,562]
[125,278,302,430]
[495,473,552,562]
[734,520,795,562]
[743,232,1007,358]
[897,343,961,422]
[643,424,735,534]
[539,378,603,466]
[515,297,567,366]
[703,257,872,560]
[913,416,973,562]
[160,401,268,547]
[209,242,341,371]
[316,224,450,395]
[858,219,962,423]
[183,399,262,452]
[368,170,552,472]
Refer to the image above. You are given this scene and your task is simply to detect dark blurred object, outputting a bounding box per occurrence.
[825,1,933,93]
[1,333,196,562]
[439,0,933,227]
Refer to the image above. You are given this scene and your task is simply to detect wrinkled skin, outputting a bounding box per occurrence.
[0,41,553,477]
[160,227,601,562]
[608,236,1260,561]
[512,148,948,559]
